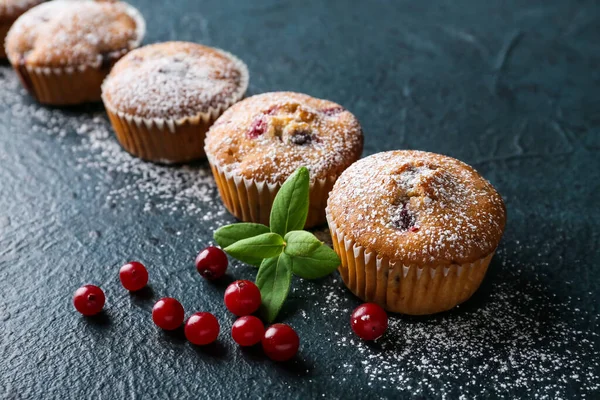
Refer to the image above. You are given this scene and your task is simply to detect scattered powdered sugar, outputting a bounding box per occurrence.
[328,150,506,264]
[1,66,598,398]
[0,66,227,227]
[102,42,248,120]
[5,0,144,66]
[312,242,599,398]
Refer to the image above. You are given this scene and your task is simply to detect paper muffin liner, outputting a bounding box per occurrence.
[7,2,146,105]
[102,48,248,163]
[208,157,337,228]
[326,212,494,315]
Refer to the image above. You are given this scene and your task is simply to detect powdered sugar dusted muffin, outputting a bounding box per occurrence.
[0,0,44,59]
[5,0,144,105]
[326,150,506,315]
[102,41,248,163]
[205,91,364,228]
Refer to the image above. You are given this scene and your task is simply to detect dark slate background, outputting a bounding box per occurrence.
[1,0,599,399]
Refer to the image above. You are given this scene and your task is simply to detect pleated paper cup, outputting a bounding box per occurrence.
[102,48,248,164]
[327,211,494,315]
[7,2,145,105]
[208,157,337,228]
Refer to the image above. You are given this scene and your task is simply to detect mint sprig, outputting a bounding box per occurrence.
[213,166,341,322]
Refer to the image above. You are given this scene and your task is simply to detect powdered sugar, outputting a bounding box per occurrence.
[102,42,248,121]
[327,151,506,265]
[315,243,600,398]
[0,67,227,228]
[5,0,144,67]
[205,92,363,184]
[1,64,598,398]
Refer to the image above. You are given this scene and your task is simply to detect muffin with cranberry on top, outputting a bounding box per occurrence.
[102,41,248,163]
[5,0,145,105]
[0,0,44,59]
[326,150,506,315]
[205,92,364,228]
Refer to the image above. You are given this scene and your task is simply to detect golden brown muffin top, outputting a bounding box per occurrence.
[204,92,364,184]
[327,150,506,267]
[0,0,44,22]
[102,42,248,121]
[5,0,144,67]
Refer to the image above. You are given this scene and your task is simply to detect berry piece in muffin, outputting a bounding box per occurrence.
[205,92,364,228]
[327,150,506,315]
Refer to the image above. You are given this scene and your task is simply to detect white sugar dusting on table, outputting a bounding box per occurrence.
[311,241,600,399]
[0,66,228,229]
[1,66,598,398]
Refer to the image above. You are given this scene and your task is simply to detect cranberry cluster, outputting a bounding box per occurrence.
[72,247,300,362]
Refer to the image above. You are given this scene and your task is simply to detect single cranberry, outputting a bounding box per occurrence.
[322,106,344,116]
[392,203,416,231]
[409,226,420,232]
[350,303,388,341]
[119,261,149,291]
[231,316,265,347]
[262,324,299,361]
[224,280,261,316]
[152,298,185,330]
[247,115,268,138]
[195,246,228,280]
[184,312,220,345]
[73,285,105,316]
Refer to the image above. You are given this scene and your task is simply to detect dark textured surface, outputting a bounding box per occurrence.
[1,0,599,399]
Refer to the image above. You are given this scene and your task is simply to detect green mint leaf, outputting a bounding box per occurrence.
[255,253,292,323]
[224,233,284,263]
[284,230,322,257]
[269,166,310,237]
[290,244,340,280]
[214,223,270,248]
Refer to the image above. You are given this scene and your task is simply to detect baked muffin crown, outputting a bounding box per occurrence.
[0,0,44,22]
[327,150,506,267]
[102,41,248,122]
[204,92,364,184]
[5,0,144,68]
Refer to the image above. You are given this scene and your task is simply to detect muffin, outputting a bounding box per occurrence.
[326,150,506,315]
[205,92,364,228]
[102,41,249,163]
[5,0,145,105]
[0,0,44,59]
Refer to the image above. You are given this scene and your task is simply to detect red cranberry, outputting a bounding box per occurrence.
[262,324,299,361]
[322,106,344,116]
[184,312,220,345]
[350,303,388,341]
[247,115,268,138]
[195,246,228,280]
[119,261,148,291]
[152,298,185,330]
[73,285,105,316]
[224,280,261,316]
[231,316,265,347]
